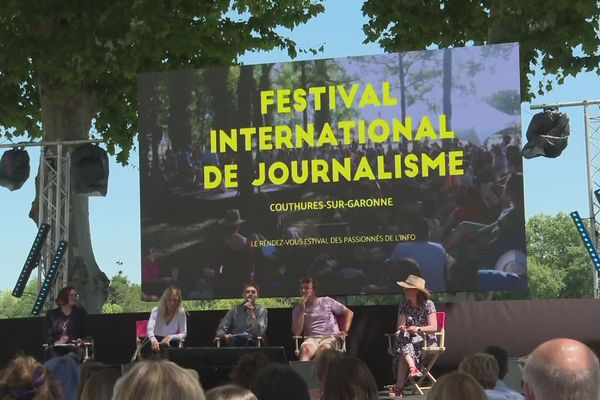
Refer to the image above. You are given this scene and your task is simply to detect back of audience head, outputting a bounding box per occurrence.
[523,338,600,400]
[205,384,256,400]
[485,345,509,380]
[427,371,487,400]
[458,352,499,389]
[229,353,270,389]
[111,359,205,400]
[0,355,63,400]
[80,367,121,400]
[321,356,378,400]
[43,356,79,400]
[314,349,342,384]
[250,364,309,400]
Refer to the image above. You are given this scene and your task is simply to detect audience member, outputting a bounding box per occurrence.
[314,349,343,384]
[460,352,513,399]
[321,355,378,400]
[389,275,437,397]
[0,355,63,400]
[146,287,187,356]
[80,366,121,400]
[42,286,89,361]
[250,364,309,400]
[291,277,354,361]
[229,353,270,389]
[485,345,525,399]
[523,338,600,400]
[216,283,267,347]
[205,385,256,400]
[427,371,488,400]
[44,355,79,400]
[112,359,205,400]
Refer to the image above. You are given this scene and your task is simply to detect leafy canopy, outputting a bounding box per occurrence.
[0,0,325,163]
[361,0,600,100]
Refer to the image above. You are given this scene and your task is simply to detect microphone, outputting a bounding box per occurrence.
[406,317,414,327]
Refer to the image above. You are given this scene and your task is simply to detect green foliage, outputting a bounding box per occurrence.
[103,271,154,314]
[361,0,600,100]
[0,1,325,162]
[0,280,37,319]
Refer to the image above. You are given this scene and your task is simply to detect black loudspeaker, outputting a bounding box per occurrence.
[0,148,30,191]
[166,347,287,390]
[522,109,570,159]
[71,144,109,196]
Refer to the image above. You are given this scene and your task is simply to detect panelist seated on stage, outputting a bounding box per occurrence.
[147,286,187,353]
[215,283,268,347]
[42,286,89,361]
[291,277,354,361]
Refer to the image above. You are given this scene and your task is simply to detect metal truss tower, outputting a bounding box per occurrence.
[531,99,600,299]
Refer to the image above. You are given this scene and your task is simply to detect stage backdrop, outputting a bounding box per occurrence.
[138,43,526,300]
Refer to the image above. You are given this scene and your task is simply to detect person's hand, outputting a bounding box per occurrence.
[58,336,69,344]
[397,325,406,333]
[160,336,172,346]
[406,325,420,334]
[299,296,308,312]
[223,334,232,342]
[339,330,348,338]
[151,341,161,352]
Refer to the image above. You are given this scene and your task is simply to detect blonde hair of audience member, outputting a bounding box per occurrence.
[458,352,499,389]
[80,367,121,400]
[205,384,257,400]
[314,349,342,384]
[158,286,184,321]
[523,338,600,400]
[321,356,378,400]
[427,371,487,400]
[111,360,205,400]
[0,356,63,400]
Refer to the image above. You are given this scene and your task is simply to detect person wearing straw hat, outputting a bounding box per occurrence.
[388,275,438,397]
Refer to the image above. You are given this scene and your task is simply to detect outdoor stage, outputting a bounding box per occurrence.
[1,298,599,393]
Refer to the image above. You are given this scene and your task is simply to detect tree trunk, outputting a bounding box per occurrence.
[31,78,109,313]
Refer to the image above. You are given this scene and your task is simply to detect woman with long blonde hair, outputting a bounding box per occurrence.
[147,287,187,354]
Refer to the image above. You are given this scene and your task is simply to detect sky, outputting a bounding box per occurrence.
[1,0,599,290]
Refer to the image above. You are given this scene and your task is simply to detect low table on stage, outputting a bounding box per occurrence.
[165,346,287,389]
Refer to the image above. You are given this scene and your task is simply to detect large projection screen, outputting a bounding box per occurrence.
[138,43,526,300]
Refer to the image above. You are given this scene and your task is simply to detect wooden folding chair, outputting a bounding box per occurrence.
[385,311,447,395]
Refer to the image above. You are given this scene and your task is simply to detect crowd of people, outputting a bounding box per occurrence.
[143,133,528,300]
[3,273,599,399]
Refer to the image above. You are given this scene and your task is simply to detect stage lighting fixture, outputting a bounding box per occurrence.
[71,143,109,196]
[31,240,68,316]
[12,223,51,298]
[0,147,31,191]
[594,189,600,206]
[570,211,600,274]
[522,108,570,159]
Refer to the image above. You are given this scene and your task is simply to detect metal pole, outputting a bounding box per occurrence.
[531,99,600,299]
[0,139,103,149]
[582,102,599,298]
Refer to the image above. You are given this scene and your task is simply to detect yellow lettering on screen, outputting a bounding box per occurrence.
[204,166,222,189]
[331,157,352,181]
[354,157,376,180]
[275,125,293,149]
[415,116,437,140]
[317,123,337,147]
[449,151,465,175]
[393,118,413,142]
[309,86,326,110]
[296,124,315,148]
[339,120,356,144]
[329,86,336,110]
[239,127,256,151]
[338,84,359,109]
[293,89,307,112]
[311,159,330,183]
[259,126,273,150]
[377,156,391,179]
[404,153,419,178]
[439,114,455,139]
[369,119,390,143]
[261,90,275,115]
[358,83,381,108]
[291,160,309,184]
[224,164,238,188]
[215,129,237,152]
[269,162,289,185]
[277,89,291,113]
[421,153,446,177]
[382,82,398,106]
